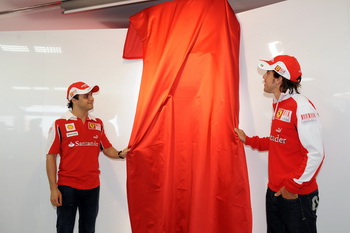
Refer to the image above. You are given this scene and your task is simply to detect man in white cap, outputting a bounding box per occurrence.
[234,55,325,233]
[46,81,130,233]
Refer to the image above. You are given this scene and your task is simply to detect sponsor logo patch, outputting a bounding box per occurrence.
[65,123,76,131]
[68,141,99,147]
[301,113,317,123]
[67,131,78,137]
[275,108,292,123]
[270,134,287,144]
[88,123,101,131]
[274,65,286,75]
[66,131,78,137]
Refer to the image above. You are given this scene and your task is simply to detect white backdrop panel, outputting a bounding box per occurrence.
[0,29,141,233]
[237,0,350,232]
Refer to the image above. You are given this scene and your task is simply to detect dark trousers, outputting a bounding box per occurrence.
[57,185,100,233]
[266,188,319,233]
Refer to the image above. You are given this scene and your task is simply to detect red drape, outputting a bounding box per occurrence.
[124,0,252,232]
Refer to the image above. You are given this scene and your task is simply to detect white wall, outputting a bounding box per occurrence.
[0,29,141,233]
[237,0,350,232]
[0,0,349,232]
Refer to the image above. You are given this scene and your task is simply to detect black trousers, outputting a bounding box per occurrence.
[266,188,319,233]
[56,185,100,233]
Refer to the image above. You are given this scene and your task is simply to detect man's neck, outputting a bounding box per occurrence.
[71,108,89,123]
[274,92,281,100]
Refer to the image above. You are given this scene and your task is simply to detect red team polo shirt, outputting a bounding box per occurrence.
[47,111,112,190]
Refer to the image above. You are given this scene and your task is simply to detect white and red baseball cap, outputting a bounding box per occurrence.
[258,55,302,82]
[66,81,99,101]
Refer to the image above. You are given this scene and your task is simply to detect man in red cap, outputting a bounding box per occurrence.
[46,81,130,233]
[234,55,325,233]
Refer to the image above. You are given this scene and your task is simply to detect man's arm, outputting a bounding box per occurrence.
[46,154,62,206]
[234,128,269,151]
[102,147,130,159]
[284,100,325,194]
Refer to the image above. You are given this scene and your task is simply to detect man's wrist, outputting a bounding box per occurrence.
[50,184,59,190]
[118,150,124,159]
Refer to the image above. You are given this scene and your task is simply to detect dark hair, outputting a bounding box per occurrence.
[67,95,79,109]
[272,71,301,94]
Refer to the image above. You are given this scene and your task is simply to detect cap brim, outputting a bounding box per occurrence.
[258,60,273,70]
[90,85,99,93]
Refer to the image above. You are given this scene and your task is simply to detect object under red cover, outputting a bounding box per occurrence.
[124,0,252,232]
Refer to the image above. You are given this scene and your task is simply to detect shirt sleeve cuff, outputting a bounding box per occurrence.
[245,136,252,145]
[285,178,301,194]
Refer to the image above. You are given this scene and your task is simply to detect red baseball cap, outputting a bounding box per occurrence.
[66,81,99,101]
[258,55,302,82]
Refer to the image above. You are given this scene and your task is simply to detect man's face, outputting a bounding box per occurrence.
[262,70,281,94]
[73,92,94,111]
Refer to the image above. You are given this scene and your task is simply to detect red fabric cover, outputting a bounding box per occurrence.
[123,23,143,59]
[124,0,252,232]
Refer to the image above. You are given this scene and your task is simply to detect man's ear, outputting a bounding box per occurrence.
[71,96,78,104]
[277,76,283,85]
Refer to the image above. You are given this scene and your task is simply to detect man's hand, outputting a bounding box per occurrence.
[119,147,131,159]
[103,147,131,159]
[234,128,247,143]
[274,186,298,199]
[50,187,62,206]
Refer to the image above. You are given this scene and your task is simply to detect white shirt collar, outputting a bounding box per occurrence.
[63,111,97,121]
[273,91,296,103]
